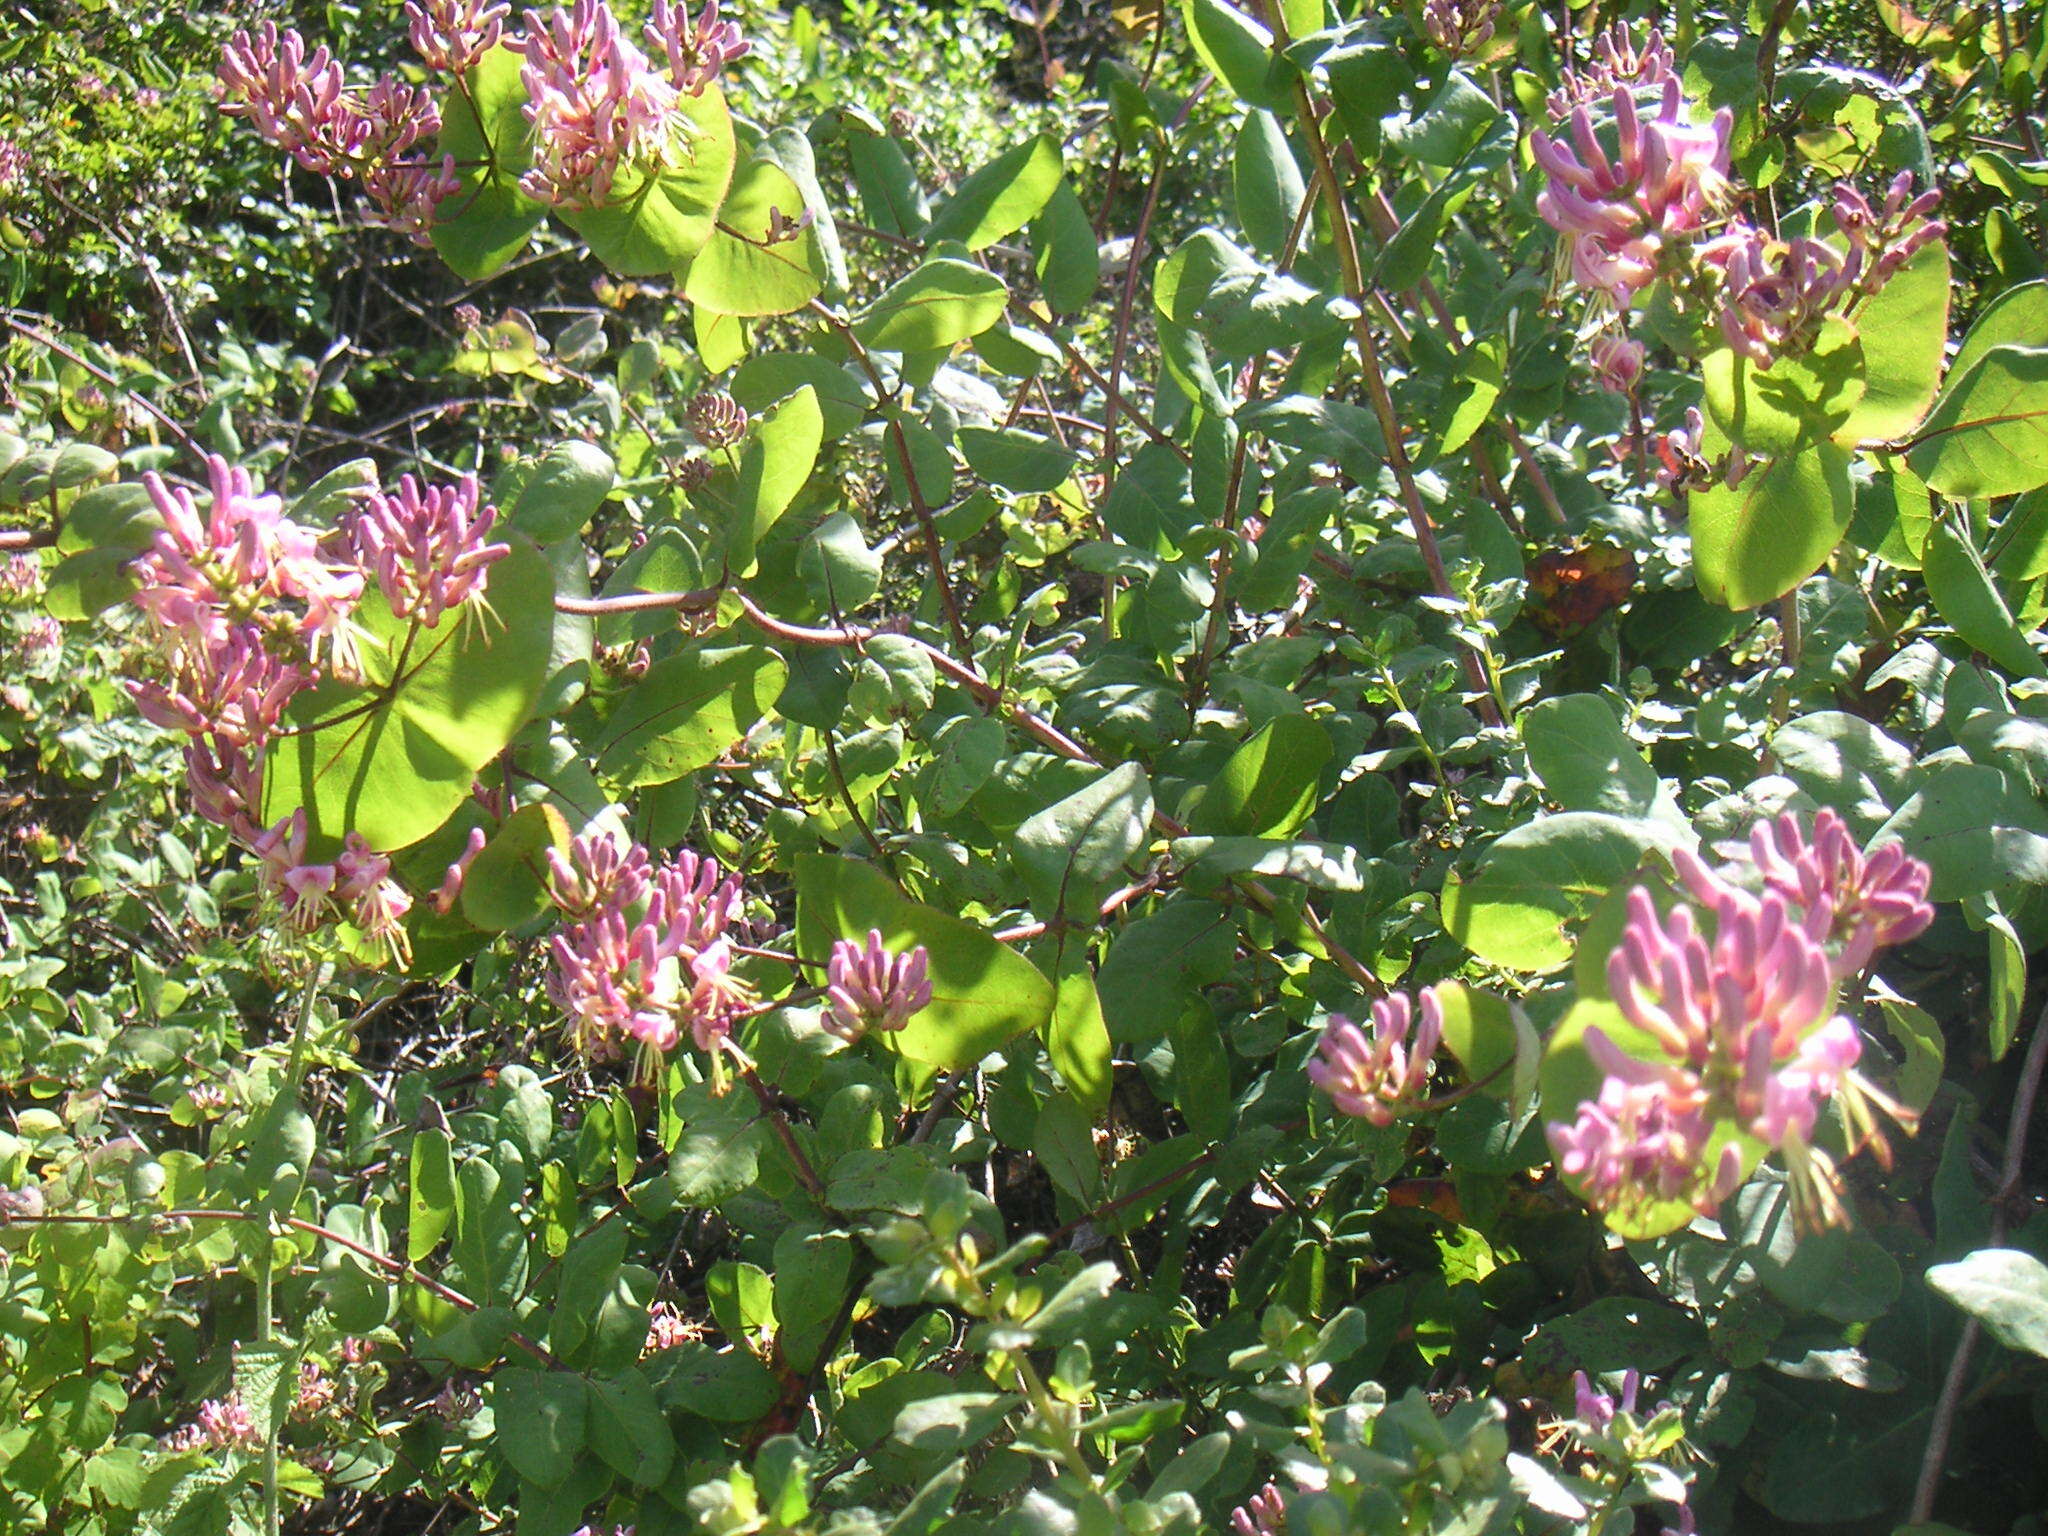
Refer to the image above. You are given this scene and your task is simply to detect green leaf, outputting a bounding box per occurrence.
[724,386,824,574]
[1690,443,1853,610]
[1926,1248,2048,1359]
[759,123,848,295]
[1923,516,2045,677]
[1096,900,1238,1043]
[1181,0,1285,108]
[1873,763,2048,901]
[41,546,137,620]
[461,803,571,929]
[430,44,547,280]
[1843,237,1949,441]
[923,134,1062,250]
[1442,813,1672,972]
[1948,278,2048,385]
[1702,318,1865,454]
[595,644,788,787]
[263,540,557,852]
[1771,711,1917,837]
[1907,344,2048,499]
[799,512,883,611]
[1030,180,1100,315]
[1047,967,1113,1115]
[1034,1090,1101,1201]
[795,853,1056,1067]
[683,156,828,316]
[508,442,616,543]
[668,1083,765,1206]
[1014,763,1153,921]
[565,85,737,276]
[408,1129,457,1263]
[549,1220,627,1365]
[773,1227,854,1372]
[585,1369,676,1487]
[1173,836,1363,890]
[491,1369,588,1488]
[1234,112,1306,256]
[1520,694,1661,818]
[958,426,1078,495]
[855,259,1010,352]
[1192,715,1331,837]
[733,351,870,440]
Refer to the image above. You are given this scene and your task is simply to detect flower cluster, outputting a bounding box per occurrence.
[221,0,750,236]
[645,0,751,96]
[1700,172,1946,365]
[1548,810,1930,1228]
[642,1300,705,1354]
[406,0,510,73]
[544,830,753,1068]
[823,930,933,1041]
[1547,24,1675,118]
[1422,0,1498,58]
[349,473,508,628]
[122,455,503,962]
[513,0,683,208]
[2,552,40,596]
[161,1394,261,1453]
[1531,78,1733,308]
[1307,986,1444,1126]
[216,23,458,244]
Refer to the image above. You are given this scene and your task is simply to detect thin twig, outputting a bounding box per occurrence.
[1911,998,2048,1521]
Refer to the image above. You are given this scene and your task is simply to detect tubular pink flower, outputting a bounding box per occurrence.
[1672,808,1933,976]
[648,848,744,953]
[1547,24,1675,118]
[513,0,680,209]
[362,154,463,243]
[407,0,511,71]
[184,741,265,837]
[252,811,339,932]
[337,832,414,958]
[217,24,361,174]
[2,553,41,596]
[1230,1483,1288,1536]
[1531,80,1732,306]
[1547,1072,1740,1222]
[1590,334,1645,394]
[195,1396,262,1450]
[824,929,934,1040]
[127,627,305,747]
[644,0,750,94]
[545,829,652,917]
[1306,986,1443,1126]
[1700,221,1855,367]
[349,473,509,627]
[431,826,491,914]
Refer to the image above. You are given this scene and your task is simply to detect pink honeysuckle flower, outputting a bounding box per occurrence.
[648,847,744,953]
[336,832,414,955]
[355,76,442,162]
[184,741,265,836]
[1530,79,1732,306]
[216,24,359,173]
[431,826,491,914]
[545,829,652,917]
[1547,1070,1741,1221]
[644,0,750,95]
[1306,986,1443,1126]
[1673,808,1933,976]
[1832,171,1946,285]
[349,473,509,627]
[1572,1367,1642,1430]
[127,626,305,747]
[1547,24,1675,118]
[406,0,511,71]
[362,154,463,243]
[1230,1483,1288,1536]
[824,929,933,1040]
[513,0,680,209]
[194,1395,262,1449]
[2,552,41,595]
[679,935,755,1052]
[251,810,340,931]
[1589,333,1645,394]
[1699,221,1856,367]
[17,614,61,657]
